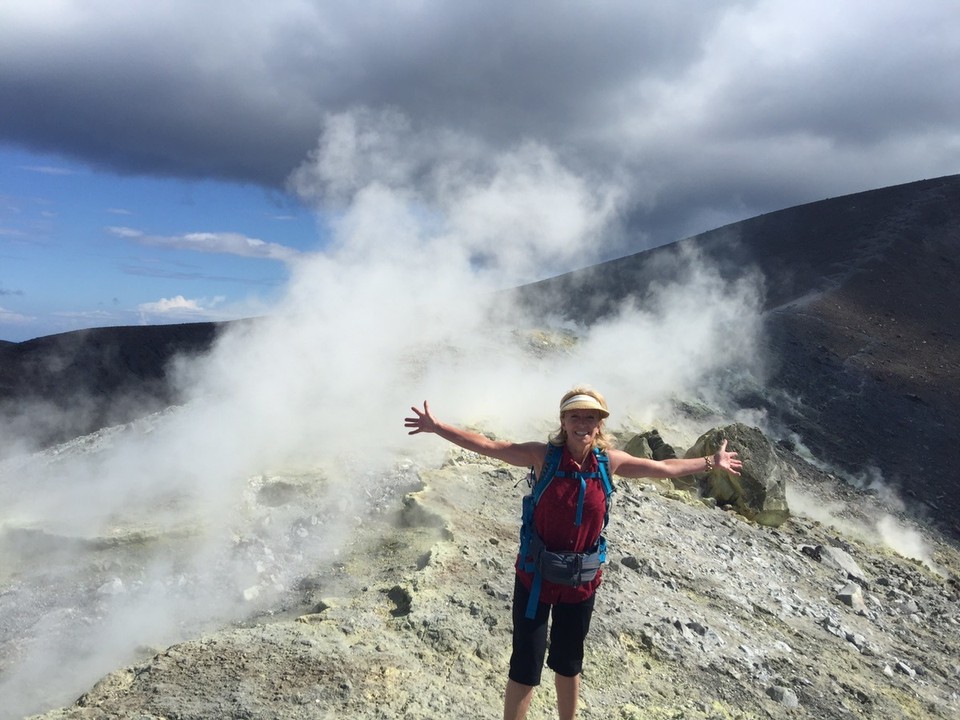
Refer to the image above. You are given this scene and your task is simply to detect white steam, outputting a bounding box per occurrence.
[874,515,935,568]
[0,109,764,718]
[786,479,937,571]
[782,436,936,568]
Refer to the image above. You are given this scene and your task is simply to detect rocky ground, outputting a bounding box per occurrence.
[28,435,960,720]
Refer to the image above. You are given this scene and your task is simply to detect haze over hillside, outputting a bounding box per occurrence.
[2,174,960,719]
[3,174,958,533]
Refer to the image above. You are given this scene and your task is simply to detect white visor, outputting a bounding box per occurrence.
[559,393,609,418]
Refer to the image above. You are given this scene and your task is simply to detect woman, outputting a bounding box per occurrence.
[405,386,742,720]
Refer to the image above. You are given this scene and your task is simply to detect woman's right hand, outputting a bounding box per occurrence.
[405,400,439,435]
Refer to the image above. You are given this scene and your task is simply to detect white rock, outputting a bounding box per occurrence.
[821,546,867,582]
[96,578,125,596]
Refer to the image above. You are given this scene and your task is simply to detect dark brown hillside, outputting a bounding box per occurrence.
[519,173,960,535]
[0,322,226,450]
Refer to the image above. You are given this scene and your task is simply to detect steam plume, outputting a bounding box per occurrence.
[0,109,764,718]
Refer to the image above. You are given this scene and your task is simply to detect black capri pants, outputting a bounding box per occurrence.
[508,575,597,686]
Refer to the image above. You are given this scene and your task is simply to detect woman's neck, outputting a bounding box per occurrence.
[565,439,593,465]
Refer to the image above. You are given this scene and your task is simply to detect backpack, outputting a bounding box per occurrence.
[517,443,615,619]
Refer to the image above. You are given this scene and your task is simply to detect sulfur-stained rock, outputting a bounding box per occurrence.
[684,423,791,526]
[624,429,677,461]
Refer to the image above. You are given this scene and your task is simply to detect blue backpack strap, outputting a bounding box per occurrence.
[525,572,543,619]
[574,475,587,526]
[522,443,563,619]
[532,443,564,503]
[594,448,614,496]
[594,448,615,528]
[560,469,601,526]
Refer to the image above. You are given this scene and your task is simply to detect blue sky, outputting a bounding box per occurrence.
[1,146,322,341]
[2,0,959,342]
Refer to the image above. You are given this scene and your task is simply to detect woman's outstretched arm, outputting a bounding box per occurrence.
[607,439,742,479]
[405,400,545,468]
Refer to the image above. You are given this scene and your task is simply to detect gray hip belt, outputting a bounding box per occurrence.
[528,532,605,587]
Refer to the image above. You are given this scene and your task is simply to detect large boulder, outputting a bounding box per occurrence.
[684,423,791,526]
[623,429,678,461]
[623,429,682,492]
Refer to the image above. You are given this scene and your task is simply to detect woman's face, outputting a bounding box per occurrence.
[561,409,602,449]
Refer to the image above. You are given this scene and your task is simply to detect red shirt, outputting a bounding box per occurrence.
[516,445,607,603]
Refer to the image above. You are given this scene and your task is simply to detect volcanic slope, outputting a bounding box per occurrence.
[25,443,960,720]
[518,174,960,536]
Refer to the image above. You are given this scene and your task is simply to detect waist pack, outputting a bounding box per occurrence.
[524,526,606,586]
[518,444,614,618]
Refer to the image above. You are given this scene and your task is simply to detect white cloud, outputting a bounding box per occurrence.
[174,232,301,262]
[17,164,78,176]
[0,307,33,322]
[52,309,113,318]
[107,226,143,238]
[0,305,34,324]
[137,294,224,316]
[134,294,255,325]
[137,295,202,313]
[290,110,624,279]
[109,227,300,262]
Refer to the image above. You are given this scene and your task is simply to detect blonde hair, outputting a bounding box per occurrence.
[549,385,612,451]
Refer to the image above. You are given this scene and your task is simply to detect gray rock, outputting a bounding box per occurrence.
[820,544,868,583]
[95,578,125,596]
[684,424,791,526]
[895,660,917,678]
[899,598,920,615]
[837,582,868,615]
[624,429,677,461]
[766,685,800,707]
[623,434,653,459]
[820,615,850,640]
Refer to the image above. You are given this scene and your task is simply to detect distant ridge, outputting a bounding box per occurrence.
[0,322,224,448]
[2,175,958,533]
[520,174,960,315]
[519,173,960,535]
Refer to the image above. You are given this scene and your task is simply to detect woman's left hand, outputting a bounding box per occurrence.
[405,400,440,435]
[715,439,743,476]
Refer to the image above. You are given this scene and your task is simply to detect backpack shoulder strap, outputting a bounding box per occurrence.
[594,448,615,499]
[594,448,615,529]
[532,443,564,504]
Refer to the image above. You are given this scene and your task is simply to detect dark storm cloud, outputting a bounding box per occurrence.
[2,1,958,250]
[0,1,728,184]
